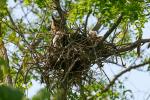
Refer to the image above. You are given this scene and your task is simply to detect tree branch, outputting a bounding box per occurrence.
[6,9,29,45]
[102,14,123,41]
[84,10,92,36]
[117,39,150,53]
[92,18,102,31]
[100,61,150,94]
[52,0,66,22]
[0,22,12,86]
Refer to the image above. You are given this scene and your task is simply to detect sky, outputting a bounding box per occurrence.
[7,0,150,100]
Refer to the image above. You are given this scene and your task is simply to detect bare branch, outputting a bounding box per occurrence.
[117,39,150,53]
[92,18,102,31]
[84,10,92,35]
[102,14,123,42]
[100,61,150,94]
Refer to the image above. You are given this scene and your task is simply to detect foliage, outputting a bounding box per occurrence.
[0,85,24,100]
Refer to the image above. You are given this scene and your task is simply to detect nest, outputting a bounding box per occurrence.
[41,32,117,87]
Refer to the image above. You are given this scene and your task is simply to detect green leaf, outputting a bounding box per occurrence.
[0,85,24,100]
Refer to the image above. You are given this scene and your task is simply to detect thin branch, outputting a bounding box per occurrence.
[104,60,126,68]
[84,10,92,35]
[117,39,150,53]
[0,22,1,37]
[6,9,29,45]
[101,68,111,82]
[100,61,150,94]
[14,64,23,84]
[20,4,33,29]
[102,14,123,42]
[92,18,102,32]
[146,93,150,100]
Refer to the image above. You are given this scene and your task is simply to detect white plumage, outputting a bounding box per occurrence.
[52,31,63,47]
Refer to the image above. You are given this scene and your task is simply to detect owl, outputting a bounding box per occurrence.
[88,30,97,38]
[51,16,63,47]
[52,31,64,47]
[88,30,103,44]
[51,16,60,34]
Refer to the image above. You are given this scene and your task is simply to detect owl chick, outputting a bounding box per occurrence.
[88,30,103,44]
[52,31,64,47]
[88,30,97,38]
[51,18,59,34]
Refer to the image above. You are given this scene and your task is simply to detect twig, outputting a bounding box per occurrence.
[20,4,33,30]
[146,93,150,100]
[6,9,29,45]
[14,64,23,84]
[104,60,126,68]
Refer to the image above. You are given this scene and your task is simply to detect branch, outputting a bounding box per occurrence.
[52,0,66,20]
[0,22,1,37]
[117,39,150,53]
[6,9,29,45]
[102,14,123,41]
[84,10,92,35]
[92,18,102,31]
[0,22,12,86]
[100,61,150,94]
[52,0,67,30]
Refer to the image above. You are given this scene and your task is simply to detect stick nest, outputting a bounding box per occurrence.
[41,32,117,86]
